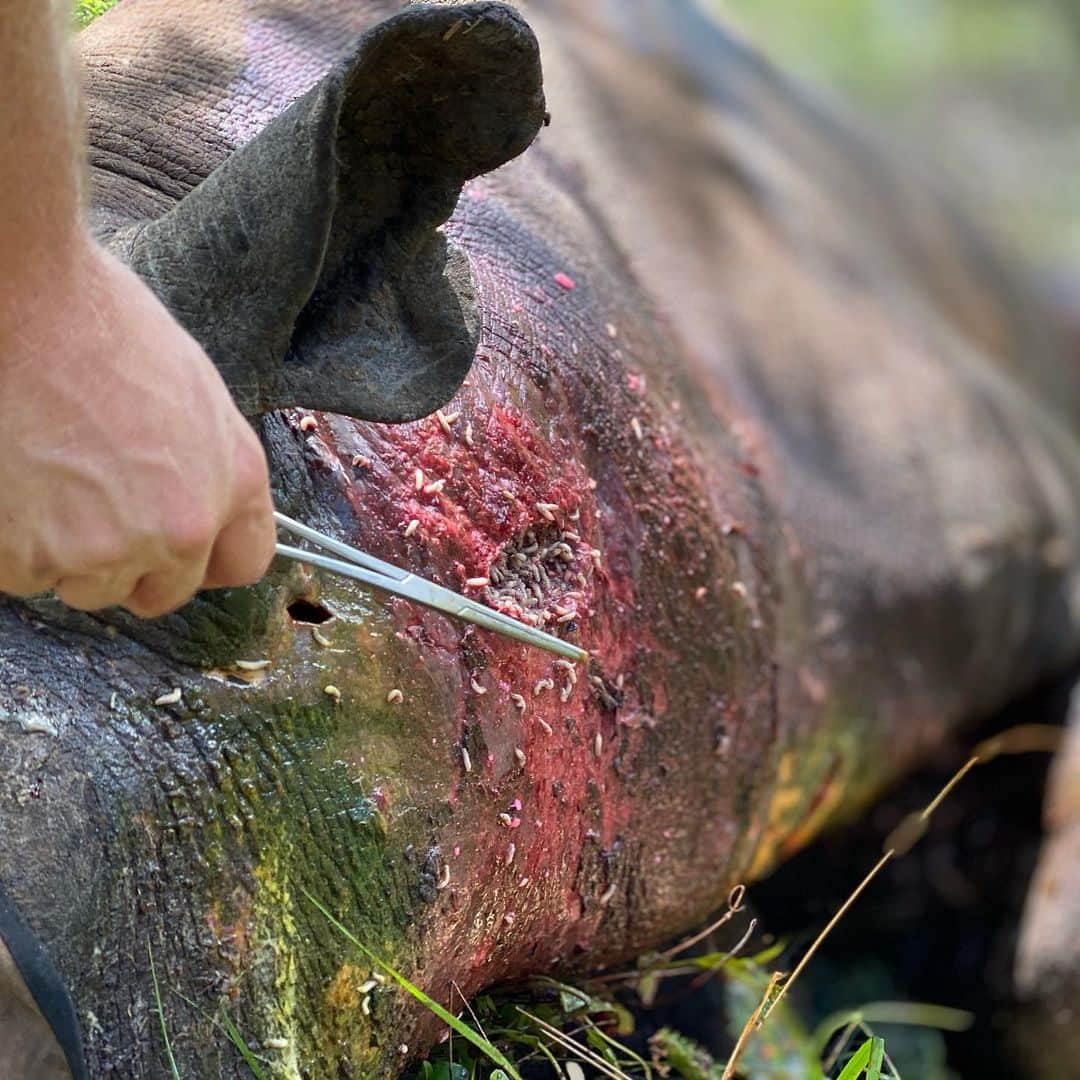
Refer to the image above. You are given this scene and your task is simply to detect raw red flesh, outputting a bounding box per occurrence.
[271,180,786,1008]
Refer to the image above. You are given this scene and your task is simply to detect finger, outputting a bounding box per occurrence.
[0,544,60,598]
[201,504,277,590]
[122,555,210,619]
[0,566,59,598]
[54,569,142,611]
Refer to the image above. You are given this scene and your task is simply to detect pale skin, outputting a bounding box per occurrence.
[0,1,275,617]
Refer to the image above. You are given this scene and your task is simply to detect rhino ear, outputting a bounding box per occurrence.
[107,2,545,421]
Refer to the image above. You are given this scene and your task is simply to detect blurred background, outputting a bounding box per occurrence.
[702,5,1080,1076]
[716,0,1080,278]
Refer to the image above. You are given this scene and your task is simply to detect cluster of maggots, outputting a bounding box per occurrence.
[476,521,598,631]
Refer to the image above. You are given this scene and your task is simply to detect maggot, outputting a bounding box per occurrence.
[514,747,527,766]
[404,519,420,537]
[154,688,182,706]
[436,864,451,890]
[554,659,578,683]
[414,467,425,491]
[324,685,342,702]
[461,747,472,773]
[533,678,555,696]
[470,678,487,695]
[424,478,446,495]
[386,689,404,704]
[465,577,490,588]
[235,659,270,672]
[511,693,527,711]
[298,415,317,432]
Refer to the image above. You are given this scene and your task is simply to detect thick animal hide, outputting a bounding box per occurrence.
[1,2,1078,1075]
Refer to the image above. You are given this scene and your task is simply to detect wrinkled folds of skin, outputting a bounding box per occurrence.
[2,1,1080,1075]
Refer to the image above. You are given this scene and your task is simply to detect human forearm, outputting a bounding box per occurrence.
[0,2,275,614]
[0,0,85,296]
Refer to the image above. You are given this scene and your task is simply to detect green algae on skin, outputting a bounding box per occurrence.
[130,687,428,1075]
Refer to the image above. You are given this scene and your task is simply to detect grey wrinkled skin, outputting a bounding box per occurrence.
[2,1,1080,1076]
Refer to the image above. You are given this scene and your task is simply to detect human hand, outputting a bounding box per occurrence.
[0,237,275,617]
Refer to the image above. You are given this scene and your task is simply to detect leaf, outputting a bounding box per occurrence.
[812,1002,972,1056]
[835,1039,873,1080]
[866,1038,885,1080]
[637,971,660,1007]
[723,967,823,1079]
[651,1027,720,1080]
[426,1064,469,1080]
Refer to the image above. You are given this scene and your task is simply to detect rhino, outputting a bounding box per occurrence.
[2,1,1078,1076]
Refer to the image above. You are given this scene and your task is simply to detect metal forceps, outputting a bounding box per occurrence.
[274,512,589,663]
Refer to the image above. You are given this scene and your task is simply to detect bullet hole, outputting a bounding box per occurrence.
[286,598,334,625]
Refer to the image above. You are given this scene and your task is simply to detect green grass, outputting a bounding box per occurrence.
[835,1037,886,1080]
[147,941,181,1080]
[220,1013,270,1080]
[73,0,118,27]
[304,889,524,1079]
[172,989,270,1080]
[285,907,968,1080]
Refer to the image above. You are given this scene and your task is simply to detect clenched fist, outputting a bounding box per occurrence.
[0,238,276,617]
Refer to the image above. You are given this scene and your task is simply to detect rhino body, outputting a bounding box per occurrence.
[2,2,1079,1076]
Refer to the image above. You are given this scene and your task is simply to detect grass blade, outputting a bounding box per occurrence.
[147,941,181,1079]
[221,1014,269,1080]
[866,1037,885,1080]
[303,890,522,1080]
[813,1001,972,1055]
[834,1037,873,1080]
[172,990,268,1080]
